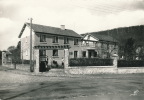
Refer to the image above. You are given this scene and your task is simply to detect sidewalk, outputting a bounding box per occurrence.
[0,65,77,77]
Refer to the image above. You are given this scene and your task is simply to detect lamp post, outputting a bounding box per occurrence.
[29,18,34,72]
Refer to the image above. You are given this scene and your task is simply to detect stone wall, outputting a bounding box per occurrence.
[65,67,144,74]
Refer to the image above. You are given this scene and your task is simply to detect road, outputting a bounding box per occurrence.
[0,68,144,100]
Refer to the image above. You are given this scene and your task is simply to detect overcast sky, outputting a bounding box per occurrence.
[0,0,144,50]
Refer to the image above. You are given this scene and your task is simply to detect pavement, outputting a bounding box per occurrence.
[1,65,144,78]
[0,65,144,100]
[0,65,69,76]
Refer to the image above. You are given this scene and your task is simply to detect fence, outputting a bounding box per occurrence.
[118,60,144,67]
[69,58,113,67]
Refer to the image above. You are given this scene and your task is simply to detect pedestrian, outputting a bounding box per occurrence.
[61,57,64,68]
[45,56,48,71]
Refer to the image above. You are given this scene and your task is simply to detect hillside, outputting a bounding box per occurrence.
[89,25,144,46]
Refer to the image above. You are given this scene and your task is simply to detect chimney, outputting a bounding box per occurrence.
[61,25,65,30]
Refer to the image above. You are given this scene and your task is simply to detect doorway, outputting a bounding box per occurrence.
[88,50,97,58]
[39,50,48,72]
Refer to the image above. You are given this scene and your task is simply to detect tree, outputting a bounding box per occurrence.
[7,42,21,63]
[7,46,16,52]
[124,38,135,60]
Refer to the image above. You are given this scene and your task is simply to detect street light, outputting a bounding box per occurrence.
[28,18,34,72]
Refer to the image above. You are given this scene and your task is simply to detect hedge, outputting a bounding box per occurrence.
[69,58,113,66]
[118,60,144,67]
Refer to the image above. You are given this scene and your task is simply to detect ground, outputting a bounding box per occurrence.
[0,66,144,100]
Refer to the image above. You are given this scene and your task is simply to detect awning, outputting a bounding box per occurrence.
[34,45,71,50]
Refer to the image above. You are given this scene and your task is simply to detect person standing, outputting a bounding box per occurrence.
[61,57,64,68]
[45,56,48,71]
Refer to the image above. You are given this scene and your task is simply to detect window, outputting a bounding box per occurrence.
[82,51,86,57]
[74,51,78,58]
[74,38,78,45]
[86,41,89,46]
[94,51,97,57]
[40,35,46,42]
[53,50,58,56]
[64,37,69,44]
[53,36,58,43]
[39,50,46,56]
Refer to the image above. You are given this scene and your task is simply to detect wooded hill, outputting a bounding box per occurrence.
[89,25,144,46]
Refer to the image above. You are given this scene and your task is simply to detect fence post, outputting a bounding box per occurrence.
[112,54,118,68]
[64,49,69,69]
[2,52,6,66]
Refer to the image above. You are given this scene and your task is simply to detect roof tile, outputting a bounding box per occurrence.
[26,23,81,38]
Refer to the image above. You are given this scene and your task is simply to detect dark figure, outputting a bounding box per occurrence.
[61,58,64,68]
[45,58,50,71]
[39,61,46,72]
[53,60,58,68]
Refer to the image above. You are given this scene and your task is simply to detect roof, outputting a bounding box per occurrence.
[81,33,118,42]
[18,23,81,38]
[90,33,118,42]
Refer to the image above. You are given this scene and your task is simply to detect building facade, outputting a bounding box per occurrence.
[19,23,82,67]
[19,23,119,72]
[81,33,118,59]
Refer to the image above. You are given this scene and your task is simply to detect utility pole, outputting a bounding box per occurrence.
[29,18,33,72]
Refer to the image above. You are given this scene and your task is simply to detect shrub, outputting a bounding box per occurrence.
[69,58,113,67]
[118,60,144,67]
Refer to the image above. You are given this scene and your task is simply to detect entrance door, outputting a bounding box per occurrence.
[39,50,47,72]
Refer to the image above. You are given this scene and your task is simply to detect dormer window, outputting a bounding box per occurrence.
[53,36,58,43]
[64,37,69,44]
[40,34,46,42]
[74,38,78,45]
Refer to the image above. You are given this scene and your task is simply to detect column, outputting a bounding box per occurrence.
[64,49,69,68]
[86,50,88,58]
[112,54,118,68]
[35,49,39,73]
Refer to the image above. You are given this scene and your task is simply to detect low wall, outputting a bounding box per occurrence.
[2,64,30,71]
[65,66,144,74]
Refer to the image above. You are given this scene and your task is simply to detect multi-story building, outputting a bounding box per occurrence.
[18,22,119,72]
[81,33,118,58]
[18,23,82,66]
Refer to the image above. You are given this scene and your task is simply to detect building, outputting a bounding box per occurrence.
[1,51,12,66]
[88,25,144,60]
[18,23,82,71]
[81,33,118,58]
[18,22,119,72]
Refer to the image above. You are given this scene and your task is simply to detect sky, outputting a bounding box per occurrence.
[0,0,144,50]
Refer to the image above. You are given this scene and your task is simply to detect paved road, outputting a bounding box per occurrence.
[0,67,144,100]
